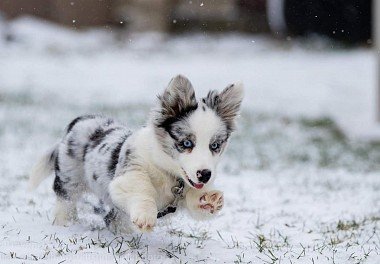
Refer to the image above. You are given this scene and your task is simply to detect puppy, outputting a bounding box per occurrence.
[29,75,243,233]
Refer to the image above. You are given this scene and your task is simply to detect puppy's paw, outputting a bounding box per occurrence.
[131,208,157,232]
[53,216,70,226]
[199,191,224,215]
[53,204,77,226]
[53,212,77,226]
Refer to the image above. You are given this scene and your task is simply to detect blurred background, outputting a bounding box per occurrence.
[0,0,373,42]
[0,0,376,134]
[2,1,380,263]
[0,0,372,41]
[0,0,379,176]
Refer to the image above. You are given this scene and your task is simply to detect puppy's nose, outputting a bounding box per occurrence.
[197,169,211,183]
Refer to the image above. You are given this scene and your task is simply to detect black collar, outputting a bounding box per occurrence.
[157,177,185,218]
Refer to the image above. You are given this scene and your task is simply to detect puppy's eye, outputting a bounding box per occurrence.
[182,140,193,149]
[210,142,219,151]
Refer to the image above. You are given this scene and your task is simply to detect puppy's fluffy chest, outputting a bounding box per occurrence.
[146,164,181,210]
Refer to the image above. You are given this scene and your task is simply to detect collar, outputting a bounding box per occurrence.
[157,177,185,218]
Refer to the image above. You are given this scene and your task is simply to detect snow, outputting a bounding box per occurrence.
[1,16,380,263]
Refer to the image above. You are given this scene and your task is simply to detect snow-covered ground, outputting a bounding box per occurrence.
[1,17,380,263]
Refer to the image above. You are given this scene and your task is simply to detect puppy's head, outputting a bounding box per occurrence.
[153,75,243,189]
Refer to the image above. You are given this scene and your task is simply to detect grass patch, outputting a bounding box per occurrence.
[337,220,360,231]
[225,112,380,172]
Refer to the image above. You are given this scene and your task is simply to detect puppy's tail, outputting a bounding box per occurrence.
[28,144,59,191]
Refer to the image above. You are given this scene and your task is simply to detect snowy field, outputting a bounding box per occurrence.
[1,17,380,263]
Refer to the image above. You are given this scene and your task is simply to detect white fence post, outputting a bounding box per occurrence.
[375,0,380,121]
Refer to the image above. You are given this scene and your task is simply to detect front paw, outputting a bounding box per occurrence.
[130,208,157,232]
[199,191,224,215]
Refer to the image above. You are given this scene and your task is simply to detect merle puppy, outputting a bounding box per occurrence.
[29,75,244,233]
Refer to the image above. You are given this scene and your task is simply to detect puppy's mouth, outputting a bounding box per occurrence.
[187,177,204,189]
[181,168,204,189]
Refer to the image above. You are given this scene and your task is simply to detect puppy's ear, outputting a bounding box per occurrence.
[203,82,244,133]
[158,75,198,119]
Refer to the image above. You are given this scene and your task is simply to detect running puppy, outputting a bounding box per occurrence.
[29,75,244,233]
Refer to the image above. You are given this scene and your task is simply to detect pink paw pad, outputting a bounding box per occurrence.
[199,191,224,214]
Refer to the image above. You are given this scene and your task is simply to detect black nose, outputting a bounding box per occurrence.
[197,169,211,183]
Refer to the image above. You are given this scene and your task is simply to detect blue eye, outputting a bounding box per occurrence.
[210,142,219,150]
[183,140,193,148]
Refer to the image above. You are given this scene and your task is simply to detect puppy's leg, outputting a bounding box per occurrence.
[52,173,81,226]
[52,156,84,226]
[104,208,133,234]
[51,120,96,226]
[53,198,78,226]
[109,170,158,232]
[185,188,224,219]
